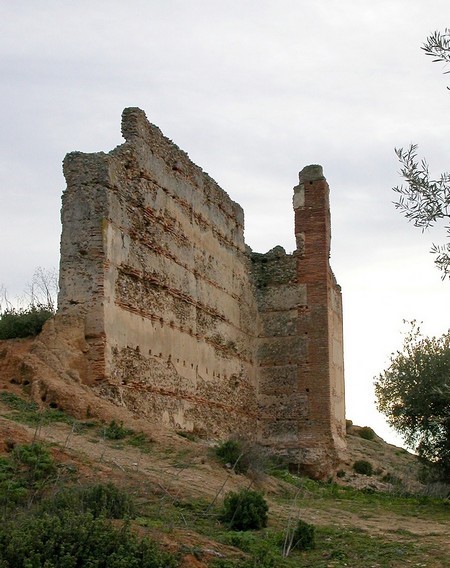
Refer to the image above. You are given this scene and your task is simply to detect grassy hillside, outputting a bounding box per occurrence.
[0,386,448,568]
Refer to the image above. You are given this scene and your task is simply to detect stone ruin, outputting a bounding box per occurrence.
[57,107,346,477]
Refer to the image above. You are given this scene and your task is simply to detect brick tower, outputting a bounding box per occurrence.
[293,165,346,476]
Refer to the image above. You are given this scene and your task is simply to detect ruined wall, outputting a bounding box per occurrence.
[251,248,309,446]
[58,108,345,475]
[60,108,261,438]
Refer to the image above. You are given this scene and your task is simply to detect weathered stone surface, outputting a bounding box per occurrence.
[56,108,346,478]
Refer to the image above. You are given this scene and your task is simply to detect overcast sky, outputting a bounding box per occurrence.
[1,0,449,447]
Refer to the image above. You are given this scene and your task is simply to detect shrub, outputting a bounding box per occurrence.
[245,541,277,567]
[44,483,136,519]
[102,420,133,440]
[280,519,316,554]
[220,489,268,530]
[0,510,177,567]
[353,460,373,476]
[0,456,28,510]
[358,426,376,441]
[0,304,54,339]
[11,442,56,487]
[0,443,56,513]
[216,439,245,471]
[289,519,316,551]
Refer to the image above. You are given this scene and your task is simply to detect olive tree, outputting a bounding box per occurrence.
[375,322,450,480]
[394,29,450,277]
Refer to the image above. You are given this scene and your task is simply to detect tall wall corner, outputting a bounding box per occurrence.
[290,164,346,477]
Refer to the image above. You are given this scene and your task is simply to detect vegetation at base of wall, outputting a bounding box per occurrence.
[0,395,448,566]
[358,426,376,441]
[352,460,374,476]
[220,489,269,531]
[140,478,448,567]
[271,469,447,515]
[0,304,54,339]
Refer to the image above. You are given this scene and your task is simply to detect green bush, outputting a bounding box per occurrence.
[216,440,245,471]
[0,304,54,339]
[220,489,268,530]
[11,443,56,487]
[289,519,316,551]
[358,426,376,441]
[353,460,373,476]
[103,420,133,440]
[0,443,57,513]
[44,483,136,519]
[0,456,28,510]
[0,510,177,567]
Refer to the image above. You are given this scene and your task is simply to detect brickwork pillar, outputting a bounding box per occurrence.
[293,165,346,476]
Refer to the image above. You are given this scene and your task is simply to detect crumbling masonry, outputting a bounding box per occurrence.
[58,108,346,477]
